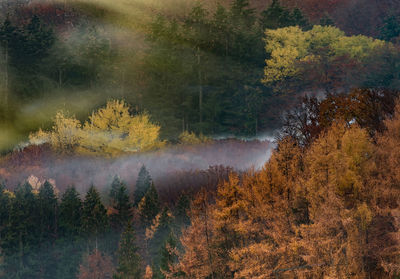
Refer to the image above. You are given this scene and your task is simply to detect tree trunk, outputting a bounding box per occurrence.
[4,43,8,108]
[197,46,203,133]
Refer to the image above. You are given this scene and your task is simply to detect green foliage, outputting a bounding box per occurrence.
[178,131,210,145]
[263,25,388,92]
[114,222,142,279]
[59,186,82,239]
[81,186,108,245]
[133,165,152,206]
[260,0,309,30]
[380,15,400,42]
[138,183,160,225]
[109,177,132,230]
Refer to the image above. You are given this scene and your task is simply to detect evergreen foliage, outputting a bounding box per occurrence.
[133,165,152,206]
[114,222,142,279]
[138,183,160,225]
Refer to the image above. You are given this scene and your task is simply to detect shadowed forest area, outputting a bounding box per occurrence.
[1,0,400,278]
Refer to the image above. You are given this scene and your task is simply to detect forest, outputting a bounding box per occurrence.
[1,0,400,278]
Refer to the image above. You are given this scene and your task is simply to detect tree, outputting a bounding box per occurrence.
[0,182,12,240]
[57,186,84,279]
[133,165,152,206]
[0,18,16,106]
[37,180,58,278]
[263,25,386,92]
[148,207,174,278]
[29,100,164,156]
[81,186,108,249]
[109,177,132,230]
[159,233,178,278]
[171,189,216,278]
[261,0,288,29]
[4,182,39,277]
[138,183,160,225]
[380,15,400,42]
[298,123,374,277]
[78,250,114,279]
[114,222,142,279]
[59,186,82,238]
[38,181,58,241]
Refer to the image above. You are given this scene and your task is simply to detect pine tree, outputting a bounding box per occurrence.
[134,165,152,206]
[82,185,108,249]
[0,182,12,240]
[138,183,160,225]
[78,249,114,279]
[175,194,190,226]
[38,181,58,241]
[109,177,132,230]
[114,222,142,279]
[149,207,173,278]
[260,0,291,30]
[59,186,82,239]
[159,233,178,277]
[57,187,84,279]
[37,181,58,279]
[0,18,16,106]
[380,15,400,42]
[4,182,39,277]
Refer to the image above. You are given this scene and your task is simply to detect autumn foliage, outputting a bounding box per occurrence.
[169,96,400,278]
[29,100,164,157]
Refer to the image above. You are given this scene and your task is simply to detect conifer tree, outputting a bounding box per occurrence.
[0,182,11,239]
[59,186,82,239]
[109,177,132,230]
[78,249,114,279]
[138,183,160,225]
[5,182,39,277]
[175,194,190,226]
[37,181,58,278]
[159,233,178,277]
[57,187,84,279]
[149,207,173,278]
[134,165,152,206]
[82,186,108,249]
[38,181,58,241]
[114,222,142,279]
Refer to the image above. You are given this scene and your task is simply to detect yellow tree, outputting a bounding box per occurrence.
[29,100,164,156]
[80,100,163,156]
[171,189,217,279]
[29,111,82,154]
[299,123,374,278]
[229,138,305,278]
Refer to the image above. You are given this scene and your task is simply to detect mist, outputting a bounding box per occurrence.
[0,139,273,195]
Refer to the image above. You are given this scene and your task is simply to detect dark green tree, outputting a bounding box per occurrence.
[57,187,84,279]
[150,207,173,279]
[0,18,16,106]
[260,0,291,30]
[319,15,335,27]
[4,182,39,277]
[260,0,308,31]
[380,15,400,42]
[0,182,11,240]
[109,177,132,230]
[114,222,142,279]
[159,233,179,277]
[59,186,82,239]
[82,185,108,249]
[37,181,58,279]
[175,194,190,226]
[133,165,152,206]
[38,181,57,241]
[138,183,160,225]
